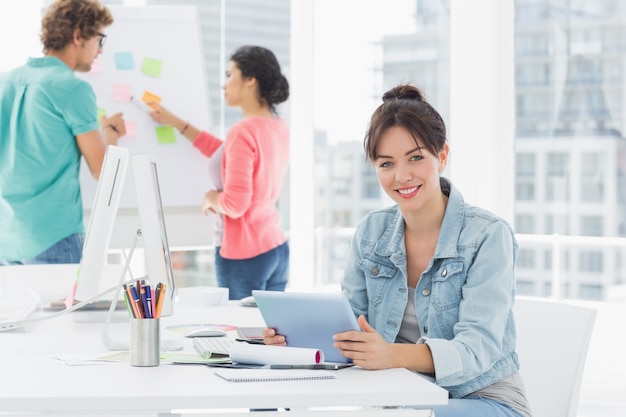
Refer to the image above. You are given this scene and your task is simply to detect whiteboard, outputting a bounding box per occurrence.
[78,5,212,209]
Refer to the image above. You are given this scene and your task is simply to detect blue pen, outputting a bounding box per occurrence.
[145,284,152,318]
[140,286,151,319]
[130,286,144,318]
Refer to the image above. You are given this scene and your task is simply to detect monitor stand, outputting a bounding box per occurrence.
[101,229,183,352]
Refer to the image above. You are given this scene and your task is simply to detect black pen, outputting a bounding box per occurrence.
[267,364,353,370]
[235,338,265,345]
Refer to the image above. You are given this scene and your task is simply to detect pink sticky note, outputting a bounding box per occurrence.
[124,120,137,137]
[112,84,132,102]
[89,58,103,73]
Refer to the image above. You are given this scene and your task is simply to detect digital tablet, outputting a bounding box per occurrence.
[251,290,360,363]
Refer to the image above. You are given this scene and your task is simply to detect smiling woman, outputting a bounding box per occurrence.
[337,84,532,417]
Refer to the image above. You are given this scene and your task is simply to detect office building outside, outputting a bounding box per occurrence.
[375,0,626,301]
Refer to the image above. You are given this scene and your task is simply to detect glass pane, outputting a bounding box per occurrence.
[313,0,450,288]
[514,0,626,302]
[142,0,292,287]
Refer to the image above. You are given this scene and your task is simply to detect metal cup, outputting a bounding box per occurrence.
[130,318,160,367]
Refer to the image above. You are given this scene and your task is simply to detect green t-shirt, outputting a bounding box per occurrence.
[0,56,100,260]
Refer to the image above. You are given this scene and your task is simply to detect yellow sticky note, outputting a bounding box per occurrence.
[141,90,161,110]
[141,57,163,78]
[155,126,176,144]
[97,108,107,120]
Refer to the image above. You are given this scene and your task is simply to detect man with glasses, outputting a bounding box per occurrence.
[0,0,126,265]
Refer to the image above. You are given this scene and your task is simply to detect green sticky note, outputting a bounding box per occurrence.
[142,57,163,78]
[155,126,176,144]
[97,108,106,120]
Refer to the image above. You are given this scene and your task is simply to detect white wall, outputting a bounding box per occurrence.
[448,0,515,224]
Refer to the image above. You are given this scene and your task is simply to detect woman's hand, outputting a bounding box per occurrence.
[262,327,286,346]
[148,103,184,130]
[201,190,221,215]
[333,315,395,370]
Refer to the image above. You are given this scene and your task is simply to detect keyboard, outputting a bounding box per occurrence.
[0,303,40,332]
[192,337,236,358]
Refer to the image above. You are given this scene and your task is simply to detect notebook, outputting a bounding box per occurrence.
[251,290,360,363]
[214,368,335,382]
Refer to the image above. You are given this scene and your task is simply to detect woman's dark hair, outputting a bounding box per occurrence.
[364,84,447,162]
[41,0,113,53]
[230,45,289,114]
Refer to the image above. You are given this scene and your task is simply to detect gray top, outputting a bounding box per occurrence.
[398,287,532,417]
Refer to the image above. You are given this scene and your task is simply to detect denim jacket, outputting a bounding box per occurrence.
[341,178,521,398]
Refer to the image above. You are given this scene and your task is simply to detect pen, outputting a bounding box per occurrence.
[150,286,156,317]
[140,285,151,319]
[125,284,140,318]
[130,286,144,318]
[267,364,353,370]
[144,283,153,318]
[136,280,141,304]
[122,284,135,318]
[154,283,166,318]
[154,282,162,313]
[235,338,265,345]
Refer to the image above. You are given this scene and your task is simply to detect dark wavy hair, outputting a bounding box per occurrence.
[364,84,447,162]
[41,0,113,53]
[230,45,289,114]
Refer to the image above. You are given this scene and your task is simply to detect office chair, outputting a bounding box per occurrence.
[514,296,597,417]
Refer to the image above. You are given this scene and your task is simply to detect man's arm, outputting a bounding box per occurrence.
[77,112,125,179]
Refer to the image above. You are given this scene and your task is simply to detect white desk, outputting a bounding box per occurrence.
[0,301,448,415]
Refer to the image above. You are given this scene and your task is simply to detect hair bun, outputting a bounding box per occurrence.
[382,84,425,102]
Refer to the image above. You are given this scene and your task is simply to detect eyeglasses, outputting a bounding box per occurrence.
[95,32,107,48]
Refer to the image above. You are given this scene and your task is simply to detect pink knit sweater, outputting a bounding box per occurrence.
[193,116,290,259]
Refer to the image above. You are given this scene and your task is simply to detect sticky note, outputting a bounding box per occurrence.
[155,126,176,144]
[141,57,163,78]
[89,58,103,73]
[114,52,135,70]
[141,90,162,110]
[112,84,132,102]
[97,108,107,120]
[124,120,137,137]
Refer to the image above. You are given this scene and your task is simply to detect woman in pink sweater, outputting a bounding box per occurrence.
[149,45,290,300]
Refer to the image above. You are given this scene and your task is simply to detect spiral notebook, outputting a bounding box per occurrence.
[214,368,335,382]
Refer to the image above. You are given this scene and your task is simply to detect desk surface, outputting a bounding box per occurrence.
[0,301,448,415]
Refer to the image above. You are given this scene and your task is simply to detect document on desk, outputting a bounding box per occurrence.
[228,343,323,366]
[214,368,335,382]
[51,352,231,366]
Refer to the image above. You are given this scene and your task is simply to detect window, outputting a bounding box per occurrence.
[518,249,536,269]
[516,153,535,200]
[580,152,605,202]
[580,216,604,237]
[579,251,604,272]
[545,153,570,201]
[515,214,535,234]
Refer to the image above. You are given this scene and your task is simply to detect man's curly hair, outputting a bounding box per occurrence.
[40,0,113,52]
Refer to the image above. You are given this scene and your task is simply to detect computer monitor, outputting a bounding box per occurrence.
[131,153,176,317]
[66,145,129,307]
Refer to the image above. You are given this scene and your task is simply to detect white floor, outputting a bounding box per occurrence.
[576,301,626,417]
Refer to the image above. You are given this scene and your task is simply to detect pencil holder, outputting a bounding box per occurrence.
[130,318,160,367]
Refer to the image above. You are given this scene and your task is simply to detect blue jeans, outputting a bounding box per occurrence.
[429,396,524,417]
[0,233,84,266]
[215,241,289,300]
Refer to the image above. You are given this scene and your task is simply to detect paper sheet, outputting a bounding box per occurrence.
[229,343,323,366]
